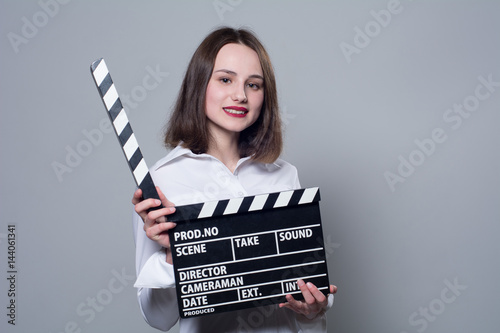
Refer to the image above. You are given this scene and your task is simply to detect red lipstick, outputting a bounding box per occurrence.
[223,106,248,118]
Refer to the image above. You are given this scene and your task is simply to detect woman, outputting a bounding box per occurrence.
[132,27,337,332]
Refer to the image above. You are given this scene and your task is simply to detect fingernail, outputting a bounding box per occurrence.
[297,279,305,287]
[154,199,161,206]
[307,282,313,288]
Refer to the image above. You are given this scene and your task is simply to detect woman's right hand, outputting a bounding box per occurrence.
[133,186,177,258]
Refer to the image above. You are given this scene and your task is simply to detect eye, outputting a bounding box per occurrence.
[220,77,231,84]
[247,82,261,90]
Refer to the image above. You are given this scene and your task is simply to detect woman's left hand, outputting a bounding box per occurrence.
[279,281,337,319]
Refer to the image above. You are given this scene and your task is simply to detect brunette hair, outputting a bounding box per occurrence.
[164,27,282,163]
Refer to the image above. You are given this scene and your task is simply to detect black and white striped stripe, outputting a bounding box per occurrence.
[169,187,320,222]
[90,58,160,202]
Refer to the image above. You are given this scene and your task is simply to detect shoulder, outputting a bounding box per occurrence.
[148,145,201,191]
[150,146,190,171]
[255,158,298,175]
[272,158,297,170]
[149,145,210,177]
[148,146,216,204]
[270,159,299,186]
[240,158,301,191]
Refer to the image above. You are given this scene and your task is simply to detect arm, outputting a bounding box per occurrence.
[132,187,179,331]
[133,187,176,263]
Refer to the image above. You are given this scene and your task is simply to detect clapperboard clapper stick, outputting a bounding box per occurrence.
[90,58,330,318]
[90,58,161,208]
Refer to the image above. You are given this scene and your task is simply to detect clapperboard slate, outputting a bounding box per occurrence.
[90,58,330,319]
[167,188,330,318]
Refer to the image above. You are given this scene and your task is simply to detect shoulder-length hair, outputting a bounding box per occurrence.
[164,27,282,163]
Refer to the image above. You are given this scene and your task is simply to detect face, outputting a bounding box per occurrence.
[205,43,264,141]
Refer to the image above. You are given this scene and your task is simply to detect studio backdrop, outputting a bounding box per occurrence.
[1,1,499,332]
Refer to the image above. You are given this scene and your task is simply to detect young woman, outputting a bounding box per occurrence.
[132,27,337,332]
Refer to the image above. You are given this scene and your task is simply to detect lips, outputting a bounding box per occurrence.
[223,106,248,118]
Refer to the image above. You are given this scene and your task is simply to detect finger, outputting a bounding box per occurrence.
[279,300,295,311]
[143,211,175,235]
[145,221,176,237]
[132,188,143,205]
[145,221,176,246]
[147,232,171,248]
[284,294,304,312]
[135,198,163,219]
[146,206,176,224]
[144,207,176,228]
[144,215,177,231]
[297,280,315,306]
[330,284,338,294]
[278,294,296,308]
[306,282,327,305]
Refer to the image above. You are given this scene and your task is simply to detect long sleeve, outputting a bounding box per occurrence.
[136,287,179,331]
[133,211,180,331]
[294,294,334,332]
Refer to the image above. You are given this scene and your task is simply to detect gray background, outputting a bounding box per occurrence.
[1,0,499,332]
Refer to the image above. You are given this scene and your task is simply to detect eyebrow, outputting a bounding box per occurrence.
[213,69,264,80]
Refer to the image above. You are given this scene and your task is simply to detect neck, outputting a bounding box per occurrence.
[206,129,241,173]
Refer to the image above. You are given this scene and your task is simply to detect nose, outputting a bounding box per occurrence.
[232,84,247,103]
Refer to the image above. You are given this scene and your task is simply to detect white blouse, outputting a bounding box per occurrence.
[133,146,333,332]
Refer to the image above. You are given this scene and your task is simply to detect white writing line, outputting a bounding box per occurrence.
[177,247,325,272]
[183,285,329,310]
[180,260,325,285]
[181,273,327,299]
[173,224,321,247]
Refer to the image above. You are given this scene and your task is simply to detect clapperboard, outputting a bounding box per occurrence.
[90,58,330,318]
[167,188,330,318]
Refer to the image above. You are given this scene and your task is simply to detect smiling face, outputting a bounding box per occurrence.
[205,43,265,142]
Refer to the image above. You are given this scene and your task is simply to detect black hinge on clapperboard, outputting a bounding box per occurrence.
[90,58,330,319]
